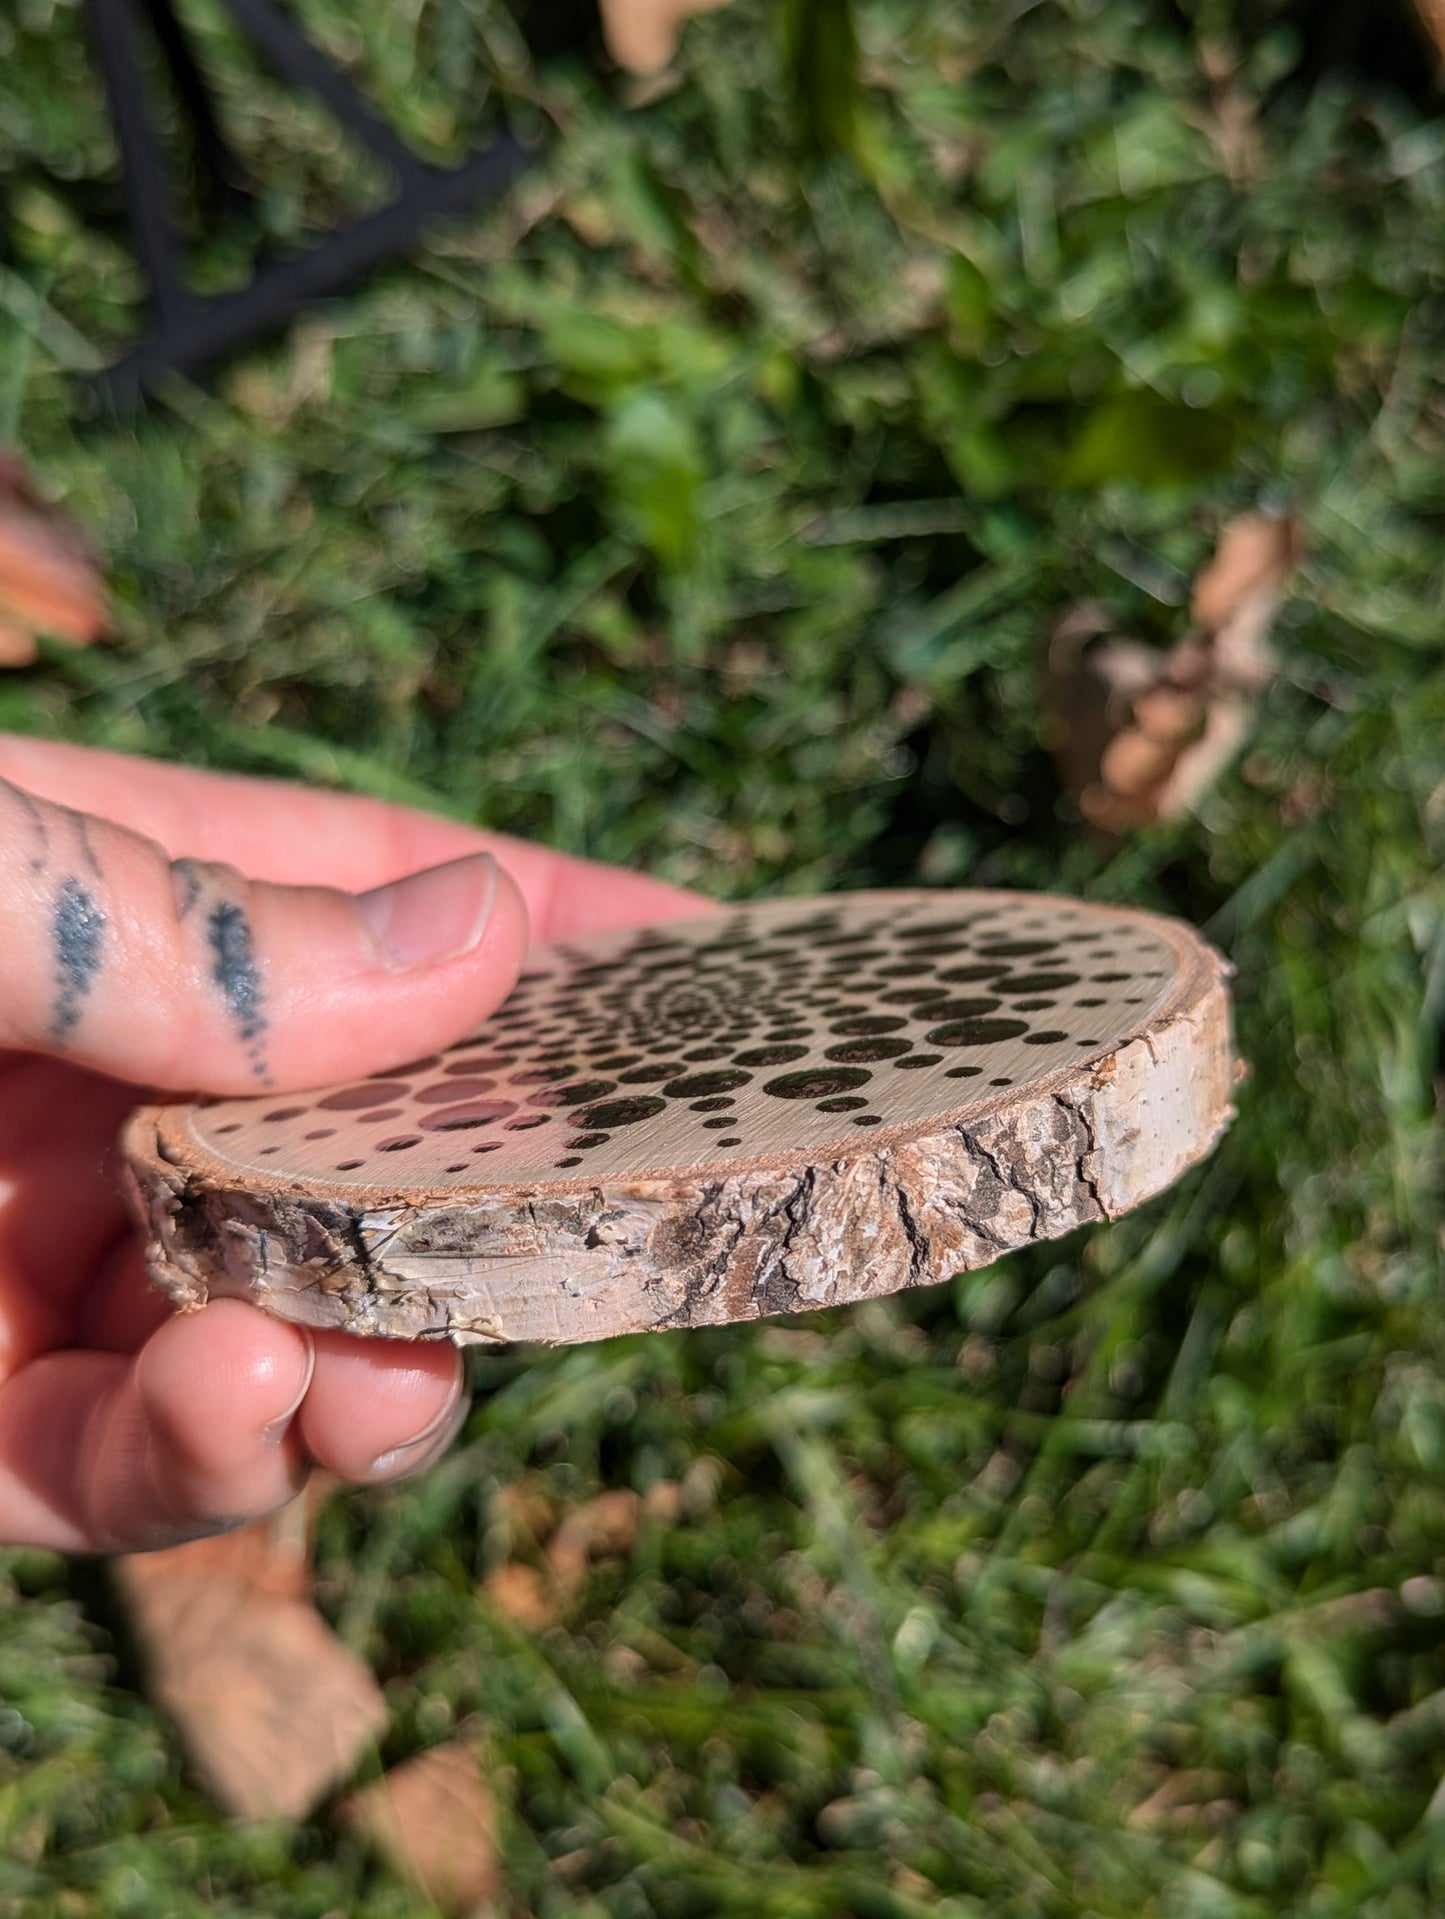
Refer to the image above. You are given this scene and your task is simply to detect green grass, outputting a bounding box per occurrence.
[2,0,1445,1910]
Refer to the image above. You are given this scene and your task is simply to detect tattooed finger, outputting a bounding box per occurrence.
[0,780,530,1095]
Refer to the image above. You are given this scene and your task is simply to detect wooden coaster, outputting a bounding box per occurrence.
[122,890,1236,1347]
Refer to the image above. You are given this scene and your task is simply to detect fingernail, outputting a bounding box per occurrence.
[261,1330,315,1445]
[365,1387,469,1482]
[354,853,499,971]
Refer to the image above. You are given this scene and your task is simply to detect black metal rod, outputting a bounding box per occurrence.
[218,0,431,182]
[86,0,194,327]
[96,133,530,401]
[133,0,252,215]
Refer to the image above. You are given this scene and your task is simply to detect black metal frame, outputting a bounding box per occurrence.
[86,0,531,399]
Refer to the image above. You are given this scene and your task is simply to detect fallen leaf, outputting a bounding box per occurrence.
[341,1736,500,1915]
[484,1483,678,1628]
[1415,0,1445,61]
[114,1490,387,1820]
[0,453,109,665]
[1044,512,1297,834]
[598,0,734,74]
[544,1488,641,1590]
[482,1560,556,1629]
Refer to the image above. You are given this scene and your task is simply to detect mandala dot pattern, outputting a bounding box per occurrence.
[185,892,1179,1190]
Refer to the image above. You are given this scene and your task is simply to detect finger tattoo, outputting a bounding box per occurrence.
[207,898,271,1085]
[50,875,106,1043]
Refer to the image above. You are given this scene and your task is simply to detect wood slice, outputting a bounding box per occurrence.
[121,890,1236,1348]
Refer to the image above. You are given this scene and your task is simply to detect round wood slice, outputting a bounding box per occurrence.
[122,890,1236,1347]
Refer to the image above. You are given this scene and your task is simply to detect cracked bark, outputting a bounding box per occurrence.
[122,934,1235,1349]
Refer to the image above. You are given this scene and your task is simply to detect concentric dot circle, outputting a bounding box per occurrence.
[185,892,1178,1184]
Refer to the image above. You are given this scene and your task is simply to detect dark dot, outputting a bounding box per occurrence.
[682,1045,730,1062]
[304,1127,335,1140]
[317,1080,413,1111]
[578,1096,666,1129]
[417,1077,496,1103]
[852,1115,883,1127]
[817,1095,868,1112]
[1023,1030,1070,1045]
[555,1156,583,1168]
[896,939,970,957]
[715,1136,743,1147]
[926,1017,1029,1047]
[553,1079,621,1106]
[419,1100,518,1132]
[214,1123,242,1136]
[508,1065,575,1086]
[1094,972,1130,982]
[893,1054,942,1070]
[945,1065,982,1079]
[873,960,936,979]
[765,1067,871,1099]
[1076,1038,1102,1047]
[926,998,1002,1020]
[826,1037,911,1063]
[263,1106,307,1122]
[506,1114,551,1130]
[258,1144,280,1155]
[336,1158,365,1170]
[691,1095,734,1111]
[701,1116,738,1130]
[357,1108,405,1125]
[443,1053,512,1074]
[1003,973,1080,994]
[1013,999,1056,1012]
[445,1163,468,1173]
[937,963,1010,984]
[595,1053,644,1070]
[472,1141,503,1154]
[879,986,950,1007]
[663,1070,751,1098]
[990,1076,1012,1086]
[735,1044,809,1066]
[618,1062,687,1084]
[565,1132,610,1149]
[377,1136,423,1152]
[1075,997,1105,1007]
[829,1015,906,1036]
[978,941,1058,958]
[896,919,975,940]
[1125,996,1144,1005]
[392,1055,443,1075]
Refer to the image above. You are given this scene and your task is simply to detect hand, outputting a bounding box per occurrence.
[0,737,703,1553]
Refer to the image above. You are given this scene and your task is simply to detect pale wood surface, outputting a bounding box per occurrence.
[122,890,1237,1347]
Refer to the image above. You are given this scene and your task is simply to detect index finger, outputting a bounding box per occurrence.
[0,737,709,940]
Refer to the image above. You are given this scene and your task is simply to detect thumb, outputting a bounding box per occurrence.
[0,776,529,1093]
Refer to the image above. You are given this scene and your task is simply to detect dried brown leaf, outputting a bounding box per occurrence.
[0,617,39,669]
[0,455,109,660]
[114,1493,386,1820]
[545,1488,642,1590]
[598,0,733,73]
[341,1738,500,1915]
[1190,512,1294,629]
[482,1561,556,1629]
[484,1485,658,1628]
[1044,512,1296,834]
[1415,0,1445,60]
